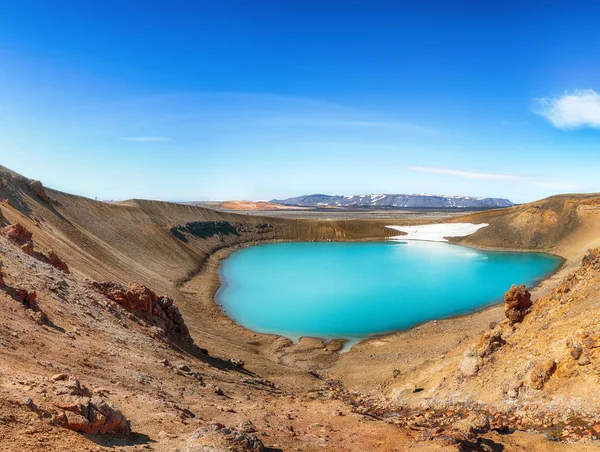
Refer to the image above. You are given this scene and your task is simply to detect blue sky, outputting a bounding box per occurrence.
[1,1,600,202]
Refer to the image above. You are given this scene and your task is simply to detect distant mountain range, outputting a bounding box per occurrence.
[271,194,514,209]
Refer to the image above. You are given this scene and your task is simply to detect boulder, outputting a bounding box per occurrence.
[0,259,4,287]
[529,360,557,389]
[504,284,532,324]
[53,377,130,435]
[475,329,505,358]
[459,347,480,377]
[454,413,491,439]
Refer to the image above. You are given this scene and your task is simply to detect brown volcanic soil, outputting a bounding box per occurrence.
[1,164,600,451]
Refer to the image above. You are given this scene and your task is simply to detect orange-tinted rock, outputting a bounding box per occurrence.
[125,283,156,312]
[582,249,600,269]
[530,360,557,389]
[476,329,505,358]
[1,223,34,255]
[53,379,130,435]
[43,249,70,273]
[504,284,532,324]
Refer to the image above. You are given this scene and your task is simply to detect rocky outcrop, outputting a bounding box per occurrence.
[52,375,130,435]
[504,284,532,324]
[41,249,70,273]
[460,325,507,377]
[92,282,192,343]
[170,221,274,242]
[582,248,600,270]
[29,180,51,203]
[1,223,70,272]
[1,223,34,255]
[529,360,557,390]
[0,259,4,288]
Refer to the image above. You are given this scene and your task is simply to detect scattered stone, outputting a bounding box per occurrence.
[188,424,265,451]
[213,386,224,396]
[569,343,583,360]
[239,420,257,433]
[502,379,523,399]
[211,422,226,431]
[577,353,591,366]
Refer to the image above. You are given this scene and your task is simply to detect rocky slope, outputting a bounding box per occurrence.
[272,193,515,209]
[1,163,600,451]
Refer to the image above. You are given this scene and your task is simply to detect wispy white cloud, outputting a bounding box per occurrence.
[407,166,520,181]
[108,92,441,136]
[532,181,586,190]
[120,136,171,142]
[408,166,586,192]
[260,118,441,135]
[534,89,600,129]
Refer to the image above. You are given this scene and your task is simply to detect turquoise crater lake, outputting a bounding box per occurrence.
[217,241,561,342]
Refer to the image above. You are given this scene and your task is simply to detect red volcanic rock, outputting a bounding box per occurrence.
[92,282,193,343]
[125,283,156,312]
[1,223,34,255]
[43,249,70,273]
[504,284,532,324]
[53,377,130,435]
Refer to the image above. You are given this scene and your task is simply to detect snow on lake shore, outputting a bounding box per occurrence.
[386,223,489,242]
